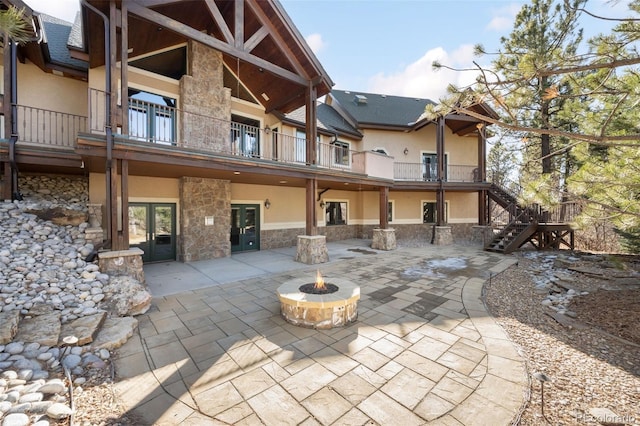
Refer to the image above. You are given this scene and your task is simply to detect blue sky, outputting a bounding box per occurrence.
[27,0,631,101]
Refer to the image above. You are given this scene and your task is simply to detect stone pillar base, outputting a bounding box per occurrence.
[295,235,329,264]
[433,226,453,246]
[371,228,396,251]
[85,227,104,247]
[471,225,494,246]
[97,248,145,284]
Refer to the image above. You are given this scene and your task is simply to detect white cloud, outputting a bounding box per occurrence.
[305,33,326,55]
[486,3,522,32]
[26,0,80,23]
[367,45,480,101]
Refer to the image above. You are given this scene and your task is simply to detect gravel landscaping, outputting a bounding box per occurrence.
[485,251,640,425]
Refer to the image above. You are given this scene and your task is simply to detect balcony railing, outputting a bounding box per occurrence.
[15,105,87,148]
[394,162,480,183]
[88,88,369,174]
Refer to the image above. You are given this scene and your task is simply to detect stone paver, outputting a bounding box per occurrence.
[112,243,527,425]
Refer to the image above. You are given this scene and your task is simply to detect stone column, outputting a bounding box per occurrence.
[433,226,453,246]
[296,235,328,264]
[86,203,104,246]
[372,228,396,250]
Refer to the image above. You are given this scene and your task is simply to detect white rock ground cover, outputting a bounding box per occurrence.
[0,176,144,426]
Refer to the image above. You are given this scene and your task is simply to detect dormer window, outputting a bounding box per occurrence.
[354,94,367,105]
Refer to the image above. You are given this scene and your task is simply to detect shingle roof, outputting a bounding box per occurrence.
[68,12,83,50]
[38,13,87,71]
[330,89,435,128]
[283,103,362,138]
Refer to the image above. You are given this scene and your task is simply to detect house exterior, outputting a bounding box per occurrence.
[1,0,494,265]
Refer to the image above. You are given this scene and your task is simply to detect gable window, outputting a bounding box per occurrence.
[422,153,448,182]
[332,140,350,166]
[231,114,260,157]
[422,201,447,223]
[128,89,176,145]
[325,201,347,225]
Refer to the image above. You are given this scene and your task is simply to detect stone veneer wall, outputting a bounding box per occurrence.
[179,41,231,153]
[179,177,230,262]
[261,228,303,250]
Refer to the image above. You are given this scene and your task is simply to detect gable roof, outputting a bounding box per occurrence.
[39,13,88,71]
[281,103,363,139]
[78,0,333,114]
[328,89,436,129]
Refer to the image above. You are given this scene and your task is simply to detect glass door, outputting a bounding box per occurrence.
[231,204,260,252]
[128,203,176,262]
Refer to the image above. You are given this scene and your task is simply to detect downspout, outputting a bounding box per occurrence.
[81,0,113,247]
[9,14,43,201]
[9,40,21,200]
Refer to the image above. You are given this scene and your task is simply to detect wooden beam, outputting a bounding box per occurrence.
[436,116,446,225]
[109,159,118,250]
[234,0,244,49]
[306,178,317,236]
[204,0,233,44]
[305,83,317,165]
[245,25,269,53]
[379,187,389,229]
[121,159,129,248]
[109,1,118,130]
[127,2,308,85]
[245,0,309,79]
[2,159,11,200]
[120,2,129,135]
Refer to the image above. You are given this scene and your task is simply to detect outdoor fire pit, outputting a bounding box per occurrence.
[276,270,360,329]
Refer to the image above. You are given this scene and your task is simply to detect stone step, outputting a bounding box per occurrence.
[0,308,137,352]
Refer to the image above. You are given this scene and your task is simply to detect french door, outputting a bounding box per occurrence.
[231,204,260,252]
[128,203,176,262]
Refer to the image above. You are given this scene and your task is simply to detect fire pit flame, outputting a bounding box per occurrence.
[314,270,326,291]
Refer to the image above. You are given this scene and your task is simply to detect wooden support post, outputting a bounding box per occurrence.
[436,116,446,225]
[120,2,129,135]
[121,159,129,248]
[478,189,487,226]
[379,187,389,229]
[305,83,317,165]
[305,178,317,236]
[110,159,119,250]
[2,163,10,201]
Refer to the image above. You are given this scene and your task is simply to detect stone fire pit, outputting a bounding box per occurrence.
[276,275,360,329]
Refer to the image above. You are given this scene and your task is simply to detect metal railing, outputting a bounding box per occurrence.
[87,88,370,174]
[394,162,480,182]
[15,105,87,148]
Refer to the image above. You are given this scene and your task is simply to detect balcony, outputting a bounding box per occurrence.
[14,104,87,148]
[88,89,390,177]
[394,162,480,183]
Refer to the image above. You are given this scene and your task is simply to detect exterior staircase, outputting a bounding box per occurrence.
[485,183,541,254]
[485,182,576,254]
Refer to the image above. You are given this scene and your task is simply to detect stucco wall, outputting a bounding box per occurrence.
[13,61,87,115]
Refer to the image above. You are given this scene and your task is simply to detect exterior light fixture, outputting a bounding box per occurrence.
[403,147,409,155]
[264,199,271,209]
[319,200,325,208]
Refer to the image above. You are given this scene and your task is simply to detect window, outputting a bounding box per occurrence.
[295,130,307,163]
[422,153,448,181]
[325,201,347,225]
[332,140,350,166]
[231,114,260,157]
[423,201,447,223]
[128,89,176,145]
[388,201,393,223]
